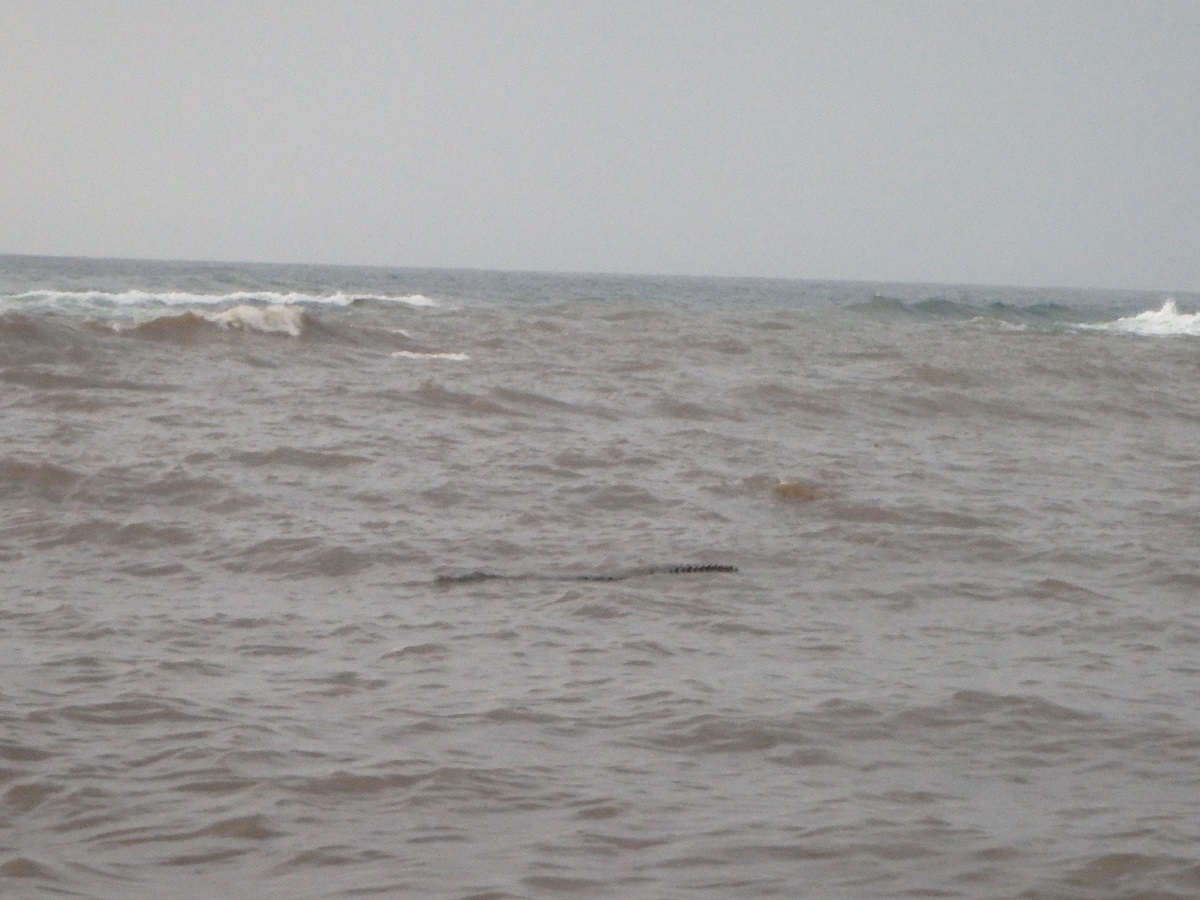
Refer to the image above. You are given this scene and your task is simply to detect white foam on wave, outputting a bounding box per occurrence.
[4,289,438,308]
[391,350,470,361]
[1086,300,1200,336]
[966,316,1027,332]
[201,304,305,337]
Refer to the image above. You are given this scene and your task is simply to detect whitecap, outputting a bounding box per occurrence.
[390,350,470,361]
[1085,300,1200,336]
[200,304,305,337]
[965,316,1027,332]
[3,289,438,309]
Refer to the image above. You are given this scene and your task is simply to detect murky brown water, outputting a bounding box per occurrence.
[2,257,1199,898]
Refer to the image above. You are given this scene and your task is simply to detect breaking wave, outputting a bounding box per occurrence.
[201,304,306,336]
[2,289,438,310]
[2,289,441,340]
[108,305,309,338]
[391,350,470,361]
[1084,299,1200,336]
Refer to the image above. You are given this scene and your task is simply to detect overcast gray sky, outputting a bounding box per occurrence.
[2,1,1197,290]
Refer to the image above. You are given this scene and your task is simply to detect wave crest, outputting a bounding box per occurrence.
[390,350,469,361]
[1086,299,1200,336]
[3,289,437,309]
[201,304,305,336]
[115,305,307,338]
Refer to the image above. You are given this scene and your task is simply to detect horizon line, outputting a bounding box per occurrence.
[0,250,1191,297]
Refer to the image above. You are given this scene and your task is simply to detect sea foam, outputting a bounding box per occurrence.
[4,289,438,309]
[1087,300,1200,336]
[200,304,305,337]
[391,350,470,361]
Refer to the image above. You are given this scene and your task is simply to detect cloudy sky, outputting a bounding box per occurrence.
[2,2,1197,290]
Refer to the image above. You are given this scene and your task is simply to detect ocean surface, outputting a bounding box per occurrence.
[2,254,1199,899]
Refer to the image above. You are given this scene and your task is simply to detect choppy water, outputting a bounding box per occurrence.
[2,255,1199,899]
